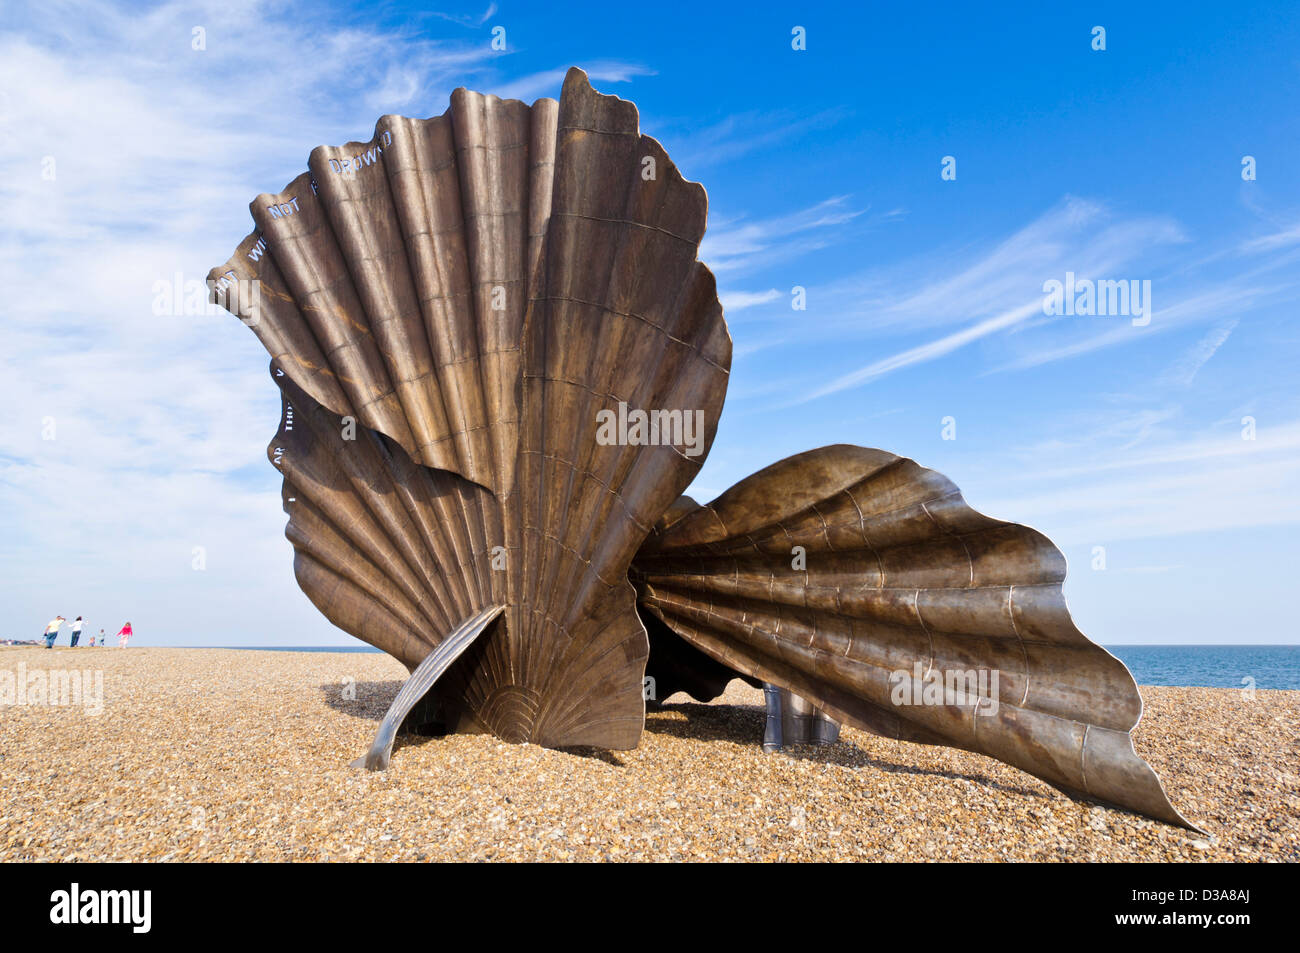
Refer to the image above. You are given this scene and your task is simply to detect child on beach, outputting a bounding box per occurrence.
[42,616,65,649]
[88,631,96,647]
[117,622,133,648]
[70,616,84,647]
[98,628,106,646]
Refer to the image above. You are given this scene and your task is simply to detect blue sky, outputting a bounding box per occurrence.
[2,1,1297,646]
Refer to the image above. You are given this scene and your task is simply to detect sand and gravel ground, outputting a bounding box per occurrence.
[0,646,1296,861]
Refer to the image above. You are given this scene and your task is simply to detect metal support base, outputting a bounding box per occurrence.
[762,682,840,751]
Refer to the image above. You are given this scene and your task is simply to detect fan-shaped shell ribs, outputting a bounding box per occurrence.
[218,68,731,751]
[210,69,1195,830]
[632,445,1194,828]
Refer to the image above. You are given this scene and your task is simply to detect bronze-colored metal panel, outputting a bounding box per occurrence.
[632,444,1195,828]
[211,71,1194,829]
[218,69,730,753]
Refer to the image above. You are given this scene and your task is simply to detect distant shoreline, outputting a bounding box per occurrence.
[4,643,1299,690]
[8,642,1297,649]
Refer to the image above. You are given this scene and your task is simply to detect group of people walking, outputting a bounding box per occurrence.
[41,616,133,649]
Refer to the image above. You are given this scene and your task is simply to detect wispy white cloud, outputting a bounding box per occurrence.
[719,288,781,312]
[762,196,1300,404]
[1112,564,1183,574]
[780,199,1181,399]
[425,3,499,28]
[816,198,1185,333]
[964,419,1300,546]
[989,452,1300,545]
[1238,220,1300,254]
[992,282,1272,373]
[799,299,1044,402]
[668,106,850,169]
[700,195,866,274]
[1014,417,1300,482]
[1161,319,1239,387]
[0,0,509,644]
[488,61,656,102]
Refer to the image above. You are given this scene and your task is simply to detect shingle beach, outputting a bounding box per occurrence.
[1,646,1295,862]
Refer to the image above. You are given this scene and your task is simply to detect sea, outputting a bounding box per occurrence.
[1104,645,1300,691]
[210,644,1300,690]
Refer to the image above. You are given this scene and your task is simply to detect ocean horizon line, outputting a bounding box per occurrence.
[150,643,1300,692]
[176,643,1300,650]
[5,643,1297,689]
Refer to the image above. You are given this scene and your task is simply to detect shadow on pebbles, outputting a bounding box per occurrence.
[1,647,1295,861]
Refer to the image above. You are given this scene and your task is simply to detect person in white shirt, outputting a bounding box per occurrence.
[43,616,65,649]
[70,616,85,647]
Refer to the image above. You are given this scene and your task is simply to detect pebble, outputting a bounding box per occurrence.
[1,646,1295,861]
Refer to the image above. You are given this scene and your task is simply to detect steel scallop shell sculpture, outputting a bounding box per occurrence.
[209,68,1194,829]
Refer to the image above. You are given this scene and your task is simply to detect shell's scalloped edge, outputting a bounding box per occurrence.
[650,441,1202,831]
[561,67,715,263]
[211,66,725,328]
